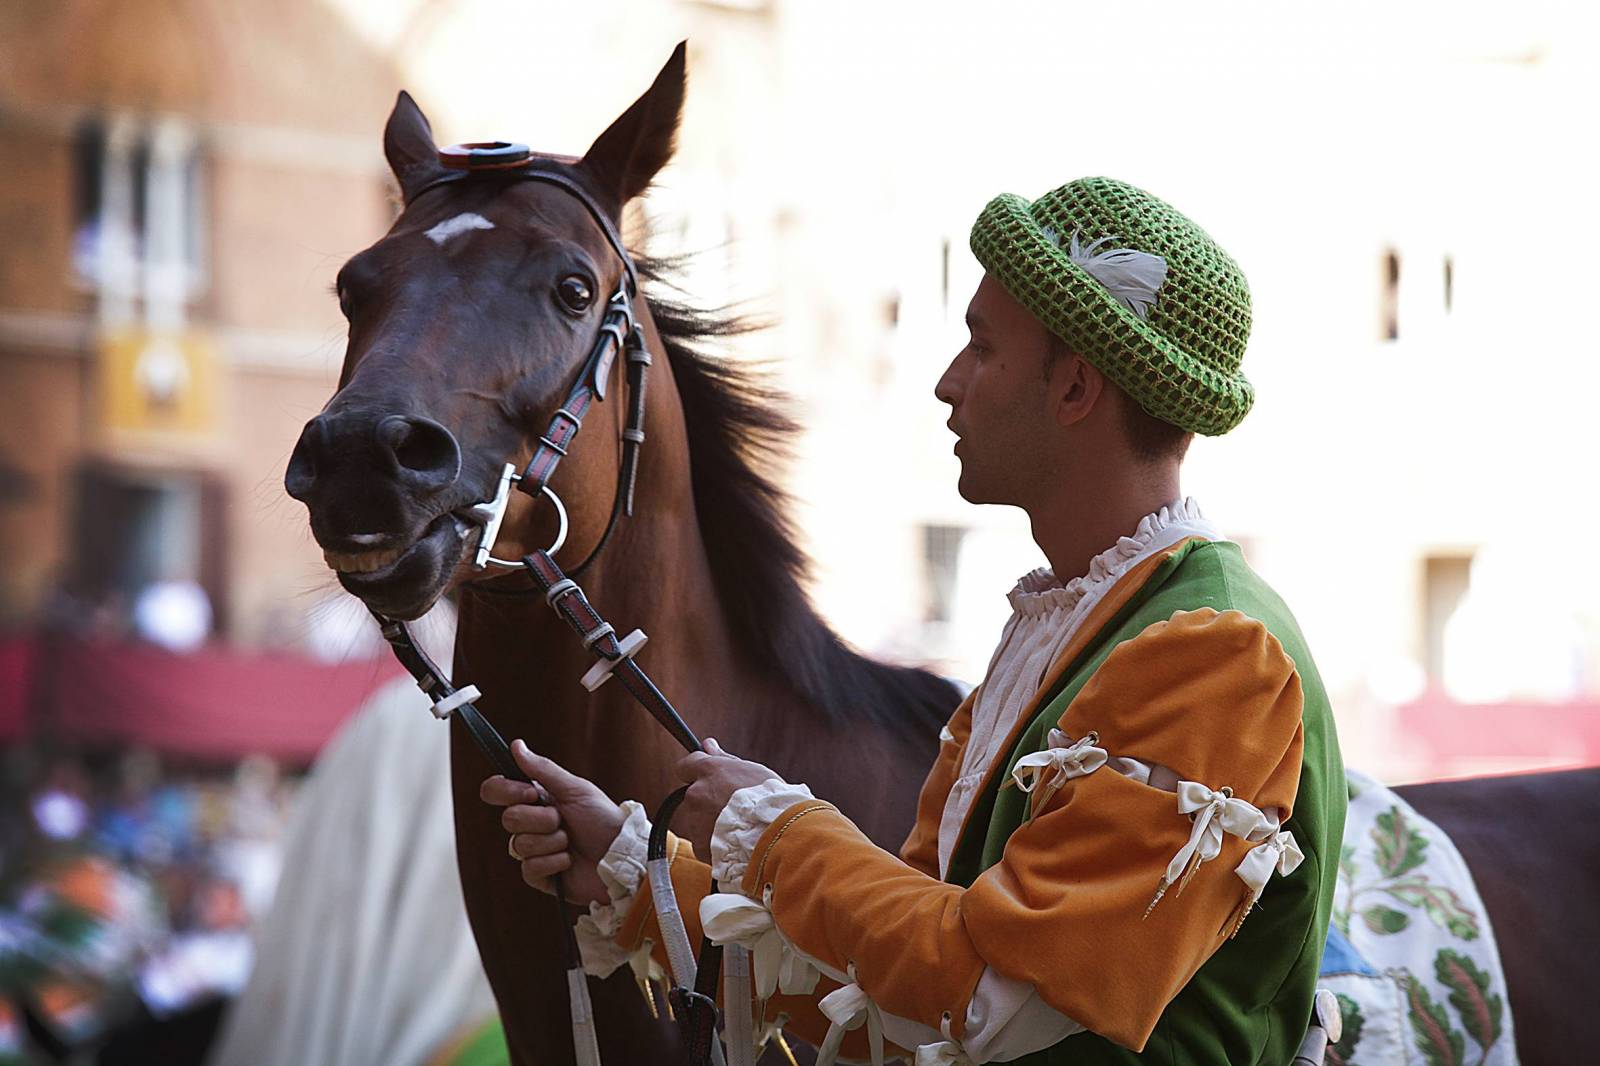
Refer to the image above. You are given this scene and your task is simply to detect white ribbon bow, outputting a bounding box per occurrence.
[699,890,820,1000]
[914,1014,972,1065]
[816,966,884,1066]
[1010,729,1107,814]
[1233,828,1304,908]
[1147,782,1270,916]
[915,1041,972,1065]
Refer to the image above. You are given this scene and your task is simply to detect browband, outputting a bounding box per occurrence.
[409,165,637,294]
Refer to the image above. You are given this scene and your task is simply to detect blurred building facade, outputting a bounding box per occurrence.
[0,0,402,651]
[1,0,1596,782]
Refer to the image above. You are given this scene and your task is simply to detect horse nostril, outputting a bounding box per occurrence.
[284,417,327,502]
[376,415,461,491]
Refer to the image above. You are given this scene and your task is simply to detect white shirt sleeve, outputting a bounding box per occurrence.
[572,799,652,978]
[709,777,816,886]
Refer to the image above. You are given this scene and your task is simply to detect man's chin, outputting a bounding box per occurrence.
[955,470,995,506]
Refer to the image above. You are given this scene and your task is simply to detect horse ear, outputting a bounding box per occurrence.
[580,41,687,207]
[385,91,444,203]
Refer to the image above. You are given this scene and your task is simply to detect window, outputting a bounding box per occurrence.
[1379,248,1401,341]
[69,465,228,638]
[940,238,951,314]
[922,524,966,624]
[71,115,206,319]
[1422,552,1473,681]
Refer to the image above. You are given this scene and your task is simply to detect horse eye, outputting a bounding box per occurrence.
[556,275,594,314]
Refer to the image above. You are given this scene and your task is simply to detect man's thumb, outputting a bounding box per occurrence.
[511,739,579,794]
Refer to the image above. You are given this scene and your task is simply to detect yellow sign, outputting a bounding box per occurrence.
[97,328,217,438]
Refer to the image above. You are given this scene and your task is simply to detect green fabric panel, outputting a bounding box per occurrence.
[946,541,1346,1066]
[437,1015,510,1066]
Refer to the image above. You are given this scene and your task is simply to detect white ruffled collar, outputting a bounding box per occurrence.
[1007,497,1213,619]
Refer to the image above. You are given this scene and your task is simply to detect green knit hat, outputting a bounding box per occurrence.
[969,176,1253,436]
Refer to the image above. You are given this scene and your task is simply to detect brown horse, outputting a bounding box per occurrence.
[1395,766,1599,1065]
[285,45,956,1064]
[286,46,1597,1066]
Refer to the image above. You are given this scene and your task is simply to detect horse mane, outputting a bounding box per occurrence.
[637,257,961,736]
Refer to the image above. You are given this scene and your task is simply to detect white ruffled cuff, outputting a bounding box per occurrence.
[573,799,652,978]
[710,778,815,886]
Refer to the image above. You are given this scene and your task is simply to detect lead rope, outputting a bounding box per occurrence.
[370,612,603,1066]
[522,547,761,1066]
[373,597,737,1066]
[374,557,751,1065]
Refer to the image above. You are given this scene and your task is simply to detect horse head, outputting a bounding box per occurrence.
[285,45,686,619]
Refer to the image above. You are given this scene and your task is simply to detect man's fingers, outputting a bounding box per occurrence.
[511,739,582,794]
[675,750,714,783]
[508,830,569,860]
[501,804,560,835]
[480,775,539,807]
[520,852,572,886]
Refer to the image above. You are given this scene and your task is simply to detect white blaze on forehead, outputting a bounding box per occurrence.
[424,212,495,246]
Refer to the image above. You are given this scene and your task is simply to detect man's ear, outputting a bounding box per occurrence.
[384,91,445,204]
[580,41,687,208]
[1051,350,1106,428]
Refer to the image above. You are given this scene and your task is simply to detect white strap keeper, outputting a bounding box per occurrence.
[581,629,648,691]
[430,684,482,720]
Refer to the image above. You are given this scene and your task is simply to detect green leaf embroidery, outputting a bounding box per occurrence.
[1373,807,1429,878]
[1385,878,1480,940]
[1361,904,1411,935]
[1327,993,1365,1066]
[1339,843,1358,884]
[1403,973,1466,1066]
[1435,948,1503,1053]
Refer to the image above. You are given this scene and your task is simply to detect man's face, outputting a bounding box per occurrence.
[935,274,1058,506]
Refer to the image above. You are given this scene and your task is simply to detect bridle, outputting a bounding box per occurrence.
[415,156,653,580]
[365,143,759,1066]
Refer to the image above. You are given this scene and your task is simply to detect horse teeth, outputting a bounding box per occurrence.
[324,547,403,573]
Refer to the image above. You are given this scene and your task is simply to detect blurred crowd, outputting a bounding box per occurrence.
[0,747,293,1064]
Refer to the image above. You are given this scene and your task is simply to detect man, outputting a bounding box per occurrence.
[482,177,1346,1064]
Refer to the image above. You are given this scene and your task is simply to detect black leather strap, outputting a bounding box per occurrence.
[520,549,703,753]
[370,610,581,969]
[516,291,627,496]
[671,942,724,1066]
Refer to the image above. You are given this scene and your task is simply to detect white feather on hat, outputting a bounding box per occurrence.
[1041,227,1168,320]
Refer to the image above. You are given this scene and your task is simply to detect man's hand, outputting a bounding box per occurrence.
[674,738,785,825]
[479,740,623,907]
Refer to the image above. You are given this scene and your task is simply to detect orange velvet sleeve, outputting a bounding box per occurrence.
[737,608,1306,1052]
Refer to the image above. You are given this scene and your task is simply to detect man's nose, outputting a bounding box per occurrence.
[284,412,462,502]
[934,357,962,407]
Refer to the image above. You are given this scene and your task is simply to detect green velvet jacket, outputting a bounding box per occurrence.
[944,539,1346,1066]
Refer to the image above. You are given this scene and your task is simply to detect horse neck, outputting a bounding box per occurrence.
[454,322,800,826]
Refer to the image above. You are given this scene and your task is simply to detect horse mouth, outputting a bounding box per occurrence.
[328,512,468,619]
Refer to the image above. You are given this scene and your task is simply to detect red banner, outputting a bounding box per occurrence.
[3,634,402,763]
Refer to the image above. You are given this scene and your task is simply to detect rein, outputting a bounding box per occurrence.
[367,146,753,1066]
